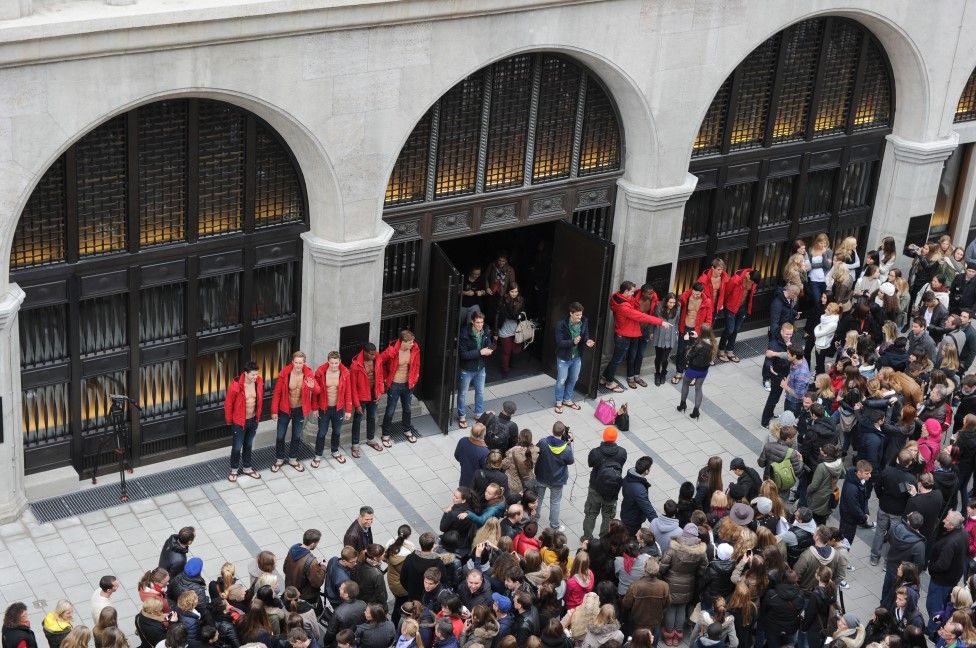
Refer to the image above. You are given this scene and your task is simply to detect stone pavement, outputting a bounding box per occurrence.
[0,350,908,645]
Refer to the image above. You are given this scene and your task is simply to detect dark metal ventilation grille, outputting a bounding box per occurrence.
[77,117,128,257]
[255,125,304,227]
[771,19,823,143]
[813,21,862,137]
[11,161,65,269]
[956,68,976,123]
[139,101,187,246]
[197,102,245,237]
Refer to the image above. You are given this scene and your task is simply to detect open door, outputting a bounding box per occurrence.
[542,220,615,399]
[422,243,462,433]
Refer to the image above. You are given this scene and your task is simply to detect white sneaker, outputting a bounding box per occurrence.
[762,379,771,392]
[846,564,856,572]
[839,579,850,589]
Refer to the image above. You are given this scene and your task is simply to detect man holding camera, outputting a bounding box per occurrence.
[534,421,575,531]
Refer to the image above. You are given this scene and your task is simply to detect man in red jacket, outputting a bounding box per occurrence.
[380,330,421,443]
[271,351,320,472]
[674,282,713,382]
[600,281,669,392]
[223,361,263,482]
[313,351,353,466]
[350,343,388,453]
[718,268,760,363]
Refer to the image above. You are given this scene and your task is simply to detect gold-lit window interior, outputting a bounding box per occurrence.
[955,68,976,123]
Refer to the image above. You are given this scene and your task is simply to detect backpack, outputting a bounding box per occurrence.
[594,459,624,499]
[770,447,797,491]
[479,413,512,451]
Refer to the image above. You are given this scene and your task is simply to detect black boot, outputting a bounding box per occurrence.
[676,402,687,413]
[690,408,700,419]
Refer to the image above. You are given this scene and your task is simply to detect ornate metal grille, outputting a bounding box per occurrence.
[195,350,238,407]
[383,240,421,294]
[199,273,241,332]
[579,82,621,176]
[139,360,185,420]
[759,176,795,227]
[694,78,731,156]
[139,284,186,344]
[77,117,128,257]
[252,263,294,321]
[484,55,532,190]
[385,112,431,206]
[255,124,304,227]
[380,314,415,348]
[840,161,875,210]
[81,370,128,433]
[571,206,614,241]
[22,383,70,446]
[198,102,245,237]
[12,161,65,268]
[79,294,128,357]
[253,337,291,396]
[139,101,187,246]
[814,21,862,136]
[729,37,780,150]
[854,40,893,130]
[771,20,824,143]
[533,57,581,182]
[717,182,755,235]
[956,68,976,123]
[681,190,713,243]
[802,170,836,219]
[674,257,705,296]
[434,74,484,199]
[753,240,789,290]
[19,305,68,369]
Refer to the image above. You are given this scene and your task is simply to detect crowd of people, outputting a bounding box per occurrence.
[10,231,976,648]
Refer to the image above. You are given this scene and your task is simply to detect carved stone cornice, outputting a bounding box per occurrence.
[0,284,26,334]
[617,174,698,212]
[888,133,959,165]
[301,225,393,267]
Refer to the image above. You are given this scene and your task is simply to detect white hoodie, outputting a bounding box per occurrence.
[814,313,839,350]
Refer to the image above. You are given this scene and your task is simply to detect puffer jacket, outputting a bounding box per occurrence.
[168,572,208,607]
[622,576,671,629]
[581,621,624,648]
[808,458,844,516]
[356,620,397,648]
[621,470,659,534]
[757,439,803,480]
[158,533,189,577]
[884,521,926,570]
[760,581,806,635]
[502,444,540,494]
[659,536,708,604]
[700,558,735,609]
[535,435,575,486]
[814,314,839,351]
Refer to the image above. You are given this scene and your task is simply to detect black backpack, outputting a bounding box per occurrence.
[594,459,624,499]
[480,413,514,451]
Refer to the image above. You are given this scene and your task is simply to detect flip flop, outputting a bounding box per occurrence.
[404,431,418,444]
[310,457,321,469]
[240,468,261,480]
[458,418,468,429]
[288,460,306,472]
[271,461,283,473]
[351,447,362,459]
[332,452,347,464]
[227,472,238,482]
[608,382,625,393]
[563,401,582,411]
[381,437,394,448]
[554,404,564,414]
[729,353,741,363]
[367,440,384,452]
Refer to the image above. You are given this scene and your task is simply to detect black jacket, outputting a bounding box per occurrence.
[879,347,910,371]
[621,470,658,533]
[760,582,806,635]
[786,524,815,567]
[700,558,736,609]
[440,504,476,557]
[769,288,798,334]
[458,321,493,372]
[169,573,209,607]
[904,490,945,543]
[686,339,714,371]
[588,442,628,497]
[134,614,167,648]
[949,274,976,313]
[555,316,591,361]
[875,465,917,515]
[401,551,444,601]
[513,606,541,645]
[839,467,870,524]
[800,417,839,470]
[928,527,969,586]
[2,627,37,648]
[935,468,960,515]
[158,533,189,577]
[954,391,976,431]
[734,467,762,501]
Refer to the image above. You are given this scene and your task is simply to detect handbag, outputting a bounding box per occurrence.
[514,312,536,346]
[614,403,630,432]
[595,398,616,425]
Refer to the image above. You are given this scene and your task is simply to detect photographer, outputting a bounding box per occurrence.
[534,421,575,531]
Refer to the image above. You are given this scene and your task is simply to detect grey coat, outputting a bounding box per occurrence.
[652,304,681,349]
[660,536,708,604]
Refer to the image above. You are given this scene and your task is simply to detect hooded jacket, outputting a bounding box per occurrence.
[660,536,708,604]
[223,372,264,427]
[314,362,353,413]
[534,435,575,486]
[929,527,969,586]
[832,626,867,648]
[794,545,840,591]
[581,621,624,648]
[349,349,386,406]
[808,458,844,516]
[271,362,319,416]
[884,521,926,569]
[158,533,189,578]
[283,543,326,604]
[725,268,757,315]
[459,619,499,648]
[622,575,670,629]
[757,439,803,479]
[759,581,806,635]
[786,520,817,567]
[609,292,663,337]
[380,339,422,389]
[41,615,70,648]
[697,267,730,312]
[587,442,628,496]
[649,514,682,556]
[621,470,658,533]
[678,288,714,334]
[168,571,208,607]
[814,313,839,351]
[555,315,592,361]
[701,558,736,608]
[768,287,798,334]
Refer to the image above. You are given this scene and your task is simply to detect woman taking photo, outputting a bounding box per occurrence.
[676,324,718,420]
[495,282,526,378]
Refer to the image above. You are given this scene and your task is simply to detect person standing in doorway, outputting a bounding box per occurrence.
[457,311,494,428]
[602,281,669,392]
[554,302,595,414]
[350,343,388,454]
[271,351,319,473]
[495,283,526,378]
[718,268,759,363]
[485,252,517,330]
[461,266,487,321]
[380,330,420,444]
[223,360,263,482]
[673,282,713,385]
[314,351,353,466]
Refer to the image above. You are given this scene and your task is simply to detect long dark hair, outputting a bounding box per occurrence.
[517,429,534,471]
[385,524,412,560]
[659,292,678,319]
[236,600,272,641]
[502,282,524,312]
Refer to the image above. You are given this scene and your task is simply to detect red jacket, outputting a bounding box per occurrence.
[314,362,353,414]
[609,292,663,337]
[725,268,758,315]
[271,363,319,416]
[512,532,542,556]
[697,268,729,313]
[678,289,714,334]
[637,290,660,323]
[349,350,386,407]
[224,372,264,427]
[381,340,421,389]
[966,517,976,558]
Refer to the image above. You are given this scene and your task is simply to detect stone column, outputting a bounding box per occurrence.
[869,133,959,250]
[0,284,27,524]
[0,0,31,19]
[299,226,394,366]
[612,174,698,289]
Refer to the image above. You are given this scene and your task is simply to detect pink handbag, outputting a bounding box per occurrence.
[594,398,617,425]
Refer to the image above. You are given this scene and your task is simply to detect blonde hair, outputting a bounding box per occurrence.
[177,590,198,612]
[830,261,850,283]
[51,600,73,622]
[401,618,419,638]
[60,626,92,648]
[814,374,834,398]
[471,422,486,440]
[220,561,236,590]
[567,592,600,632]
[942,343,961,372]
[844,330,859,349]
[255,572,278,591]
[226,583,247,603]
[825,302,841,315]
[812,233,830,251]
[471,517,501,550]
[141,598,163,616]
[882,321,899,343]
[783,253,806,282]
[835,236,857,259]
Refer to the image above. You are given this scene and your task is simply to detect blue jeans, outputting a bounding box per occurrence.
[457,367,486,420]
[230,417,258,471]
[602,334,632,383]
[555,356,582,403]
[383,382,413,433]
[719,306,747,352]
[352,400,377,444]
[535,482,564,529]
[316,406,344,456]
[628,331,650,376]
[809,281,826,307]
[927,582,955,634]
[275,407,304,461]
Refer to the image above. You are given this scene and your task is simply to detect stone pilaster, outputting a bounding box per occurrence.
[0,284,27,523]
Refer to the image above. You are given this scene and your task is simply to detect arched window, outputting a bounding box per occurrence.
[955,68,976,123]
[12,99,308,474]
[380,53,622,343]
[678,17,893,319]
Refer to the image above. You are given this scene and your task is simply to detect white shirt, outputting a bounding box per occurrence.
[90,589,112,623]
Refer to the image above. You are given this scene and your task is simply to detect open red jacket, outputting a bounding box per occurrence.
[380,340,421,389]
[678,288,714,334]
[224,372,264,427]
[313,362,353,414]
[271,363,319,416]
[724,268,758,315]
[349,349,386,407]
[609,292,663,337]
[697,268,729,312]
